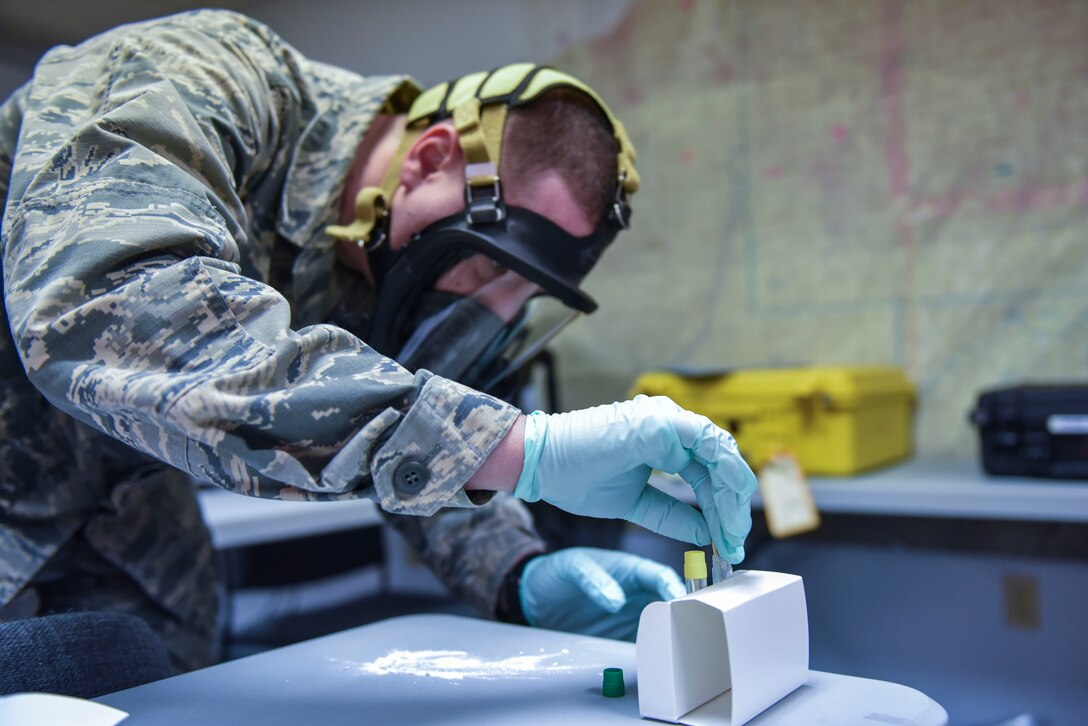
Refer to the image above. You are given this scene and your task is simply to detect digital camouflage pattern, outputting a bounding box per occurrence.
[385,495,544,618]
[0,10,543,669]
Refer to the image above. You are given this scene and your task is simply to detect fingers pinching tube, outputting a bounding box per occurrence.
[514,397,756,561]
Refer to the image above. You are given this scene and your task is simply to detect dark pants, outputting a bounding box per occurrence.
[0,533,219,674]
[0,611,173,698]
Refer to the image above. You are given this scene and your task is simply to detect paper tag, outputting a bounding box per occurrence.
[758,453,820,538]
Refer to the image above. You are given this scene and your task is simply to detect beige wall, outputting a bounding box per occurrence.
[5,1,1085,461]
[547,0,1088,461]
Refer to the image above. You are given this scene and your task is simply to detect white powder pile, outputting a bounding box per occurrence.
[347,648,576,681]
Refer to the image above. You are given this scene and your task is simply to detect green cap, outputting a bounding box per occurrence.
[684,550,707,581]
[602,667,626,698]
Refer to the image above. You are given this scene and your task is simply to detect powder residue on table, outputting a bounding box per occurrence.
[343,648,575,681]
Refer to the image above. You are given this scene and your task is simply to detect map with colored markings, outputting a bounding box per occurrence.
[545,0,1088,460]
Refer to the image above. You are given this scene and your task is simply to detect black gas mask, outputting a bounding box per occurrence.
[326,63,639,397]
[365,201,628,395]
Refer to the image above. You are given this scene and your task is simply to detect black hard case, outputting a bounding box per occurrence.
[969,384,1088,479]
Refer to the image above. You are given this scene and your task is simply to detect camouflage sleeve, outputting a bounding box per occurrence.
[385,495,546,617]
[0,11,518,516]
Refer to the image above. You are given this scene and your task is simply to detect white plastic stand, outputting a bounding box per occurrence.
[635,570,809,726]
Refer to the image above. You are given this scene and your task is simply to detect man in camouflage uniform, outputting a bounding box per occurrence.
[0,10,756,675]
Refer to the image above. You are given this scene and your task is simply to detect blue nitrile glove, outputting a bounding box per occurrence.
[514,396,758,563]
[520,547,685,641]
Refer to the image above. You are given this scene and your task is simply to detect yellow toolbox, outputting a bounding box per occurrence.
[630,366,916,475]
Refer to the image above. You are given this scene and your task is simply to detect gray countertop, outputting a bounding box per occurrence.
[97,614,946,725]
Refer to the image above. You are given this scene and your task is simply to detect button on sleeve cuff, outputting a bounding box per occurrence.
[371,372,520,516]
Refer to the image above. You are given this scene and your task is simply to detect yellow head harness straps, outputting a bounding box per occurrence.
[327,63,638,247]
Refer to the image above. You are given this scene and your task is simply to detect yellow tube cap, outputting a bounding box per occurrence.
[683,550,707,580]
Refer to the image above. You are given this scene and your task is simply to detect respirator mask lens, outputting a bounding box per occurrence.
[393,254,579,394]
[367,203,617,398]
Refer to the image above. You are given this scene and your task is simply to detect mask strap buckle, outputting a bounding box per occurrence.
[325,186,390,249]
[609,172,632,230]
[454,99,508,226]
[464,162,505,225]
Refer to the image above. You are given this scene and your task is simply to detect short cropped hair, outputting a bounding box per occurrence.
[501,88,620,227]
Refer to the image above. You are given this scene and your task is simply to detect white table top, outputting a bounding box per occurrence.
[199,455,1088,552]
[651,457,1088,523]
[196,486,381,549]
[97,614,947,725]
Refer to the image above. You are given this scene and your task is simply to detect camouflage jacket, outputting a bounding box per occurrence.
[0,10,544,625]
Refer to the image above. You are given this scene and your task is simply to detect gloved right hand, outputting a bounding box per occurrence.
[513,395,758,563]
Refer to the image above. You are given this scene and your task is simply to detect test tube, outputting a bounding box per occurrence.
[683,550,707,594]
[711,543,733,585]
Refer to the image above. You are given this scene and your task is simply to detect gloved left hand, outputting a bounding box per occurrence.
[519,547,684,641]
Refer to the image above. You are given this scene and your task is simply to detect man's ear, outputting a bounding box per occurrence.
[399,123,463,191]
